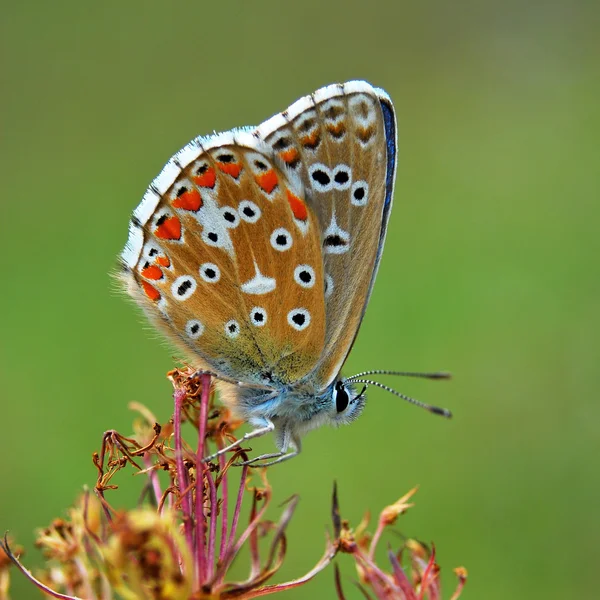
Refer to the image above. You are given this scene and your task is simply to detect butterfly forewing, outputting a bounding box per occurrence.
[121,139,326,386]
[259,81,397,388]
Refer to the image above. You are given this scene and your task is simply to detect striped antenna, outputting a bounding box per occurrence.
[349,378,452,418]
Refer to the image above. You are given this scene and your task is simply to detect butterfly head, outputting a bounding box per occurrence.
[277,378,367,441]
[328,379,367,426]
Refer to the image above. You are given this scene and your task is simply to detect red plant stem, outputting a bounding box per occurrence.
[214,462,249,585]
[173,388,194,555]
[219,487,271,578]
[355,548,403,596]
[368,517,386,560]
[218,440,228,563]
[228,464,248,551]
[248,494,261,579]
[206,468,218,582]
[418,546,437,600]
[195,374,211,584]
[143,454,163,510]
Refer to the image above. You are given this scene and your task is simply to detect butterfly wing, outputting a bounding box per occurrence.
[257,81,397,388]
[120,134,327,387]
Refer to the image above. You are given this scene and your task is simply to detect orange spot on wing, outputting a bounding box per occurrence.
[156,256,170,268]
[142,281,161,301]
[172,188,202,211]
[141,264,163,280]
[356,126,375,143]
[280,148,299,164]
[286,189,308,221]
[217,162,242,178]
[326,121,346,138]
[300,130,320,148]
[193,167,216,188]
[155,216,181,240]
[256,169,278,194]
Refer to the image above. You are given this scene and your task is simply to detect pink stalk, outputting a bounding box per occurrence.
[227,463,248,552]
[248,496,261,579]
[194,374,211,585]
[354,549,402,596]
[142,454,163,510]
[205,468,218,582]
[388,549,418,600]
[368,518,386,560]
[214,459,247,587]
[217,442,228,563]
[240,540,339,598]
[173,387,194,553]
[1,535,82,600]
[417,546,436,600]
[213,464,249,584]
[218,490,271,578]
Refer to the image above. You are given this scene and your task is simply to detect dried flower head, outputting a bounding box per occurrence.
[333,485,467,600]
[1,367,465,600]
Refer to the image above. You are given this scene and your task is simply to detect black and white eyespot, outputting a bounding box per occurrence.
[224,319,240,339]
[246,152,272,174]
[351,181,369,206]
[250,306,267,327]
[271,133,291,150]
[333,381,350,413]
[142,241,163,261]
[220,206,240,228]
[202,230,221,247]
[171,275,197,301]
[323,212,350,254]
[185,319,204,340]
[287,308,311,331]
[294,265,315,288]
[270,228,293,251]
[332,165,352,190]
[308,163,333,193]
[238,200,261,223]
[199,262,221,283]
[215,152,235,163]
[324,273,334,299]
[193,160,210,176]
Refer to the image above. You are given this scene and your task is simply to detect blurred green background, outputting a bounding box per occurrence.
[2,1,598,598]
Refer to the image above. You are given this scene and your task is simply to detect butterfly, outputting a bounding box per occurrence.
[119,80,450,467]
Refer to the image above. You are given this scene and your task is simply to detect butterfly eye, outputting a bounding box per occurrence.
[334,382,350,413]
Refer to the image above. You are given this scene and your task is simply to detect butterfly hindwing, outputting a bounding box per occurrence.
[258,81,397,388]
[121,136,326,386]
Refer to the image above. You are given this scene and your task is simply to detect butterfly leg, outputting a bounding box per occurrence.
[237,437,302,468]
[203,417,274,463]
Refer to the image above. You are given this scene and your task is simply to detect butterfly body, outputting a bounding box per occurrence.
[120,81,397,465]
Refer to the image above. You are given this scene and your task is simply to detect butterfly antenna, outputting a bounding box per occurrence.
[347,370,451,381]
[350,378,452,418]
